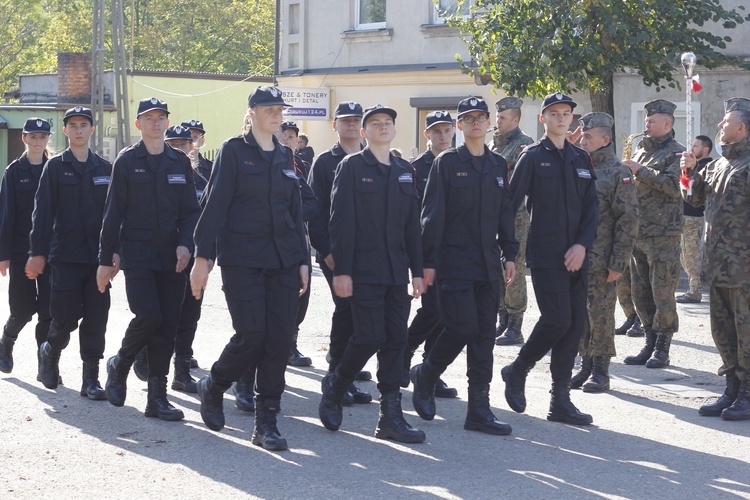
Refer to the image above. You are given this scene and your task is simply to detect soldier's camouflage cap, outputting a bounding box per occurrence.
[579,112,614,131]
[495,96,523,112]
[724,97,750,113]
[644,99,676,117]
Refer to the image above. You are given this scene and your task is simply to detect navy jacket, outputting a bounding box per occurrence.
[99,140,201,270]
[421,144,518,282]
[329,147,423,285]
[0,153,47,262]
[411,149,435,201]
[30,149,112,264]
[510,136,599,269]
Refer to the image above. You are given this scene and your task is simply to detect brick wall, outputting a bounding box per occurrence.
[57,52,91,104]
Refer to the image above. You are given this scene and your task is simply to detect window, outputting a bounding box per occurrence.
[289,3,300,35]
[355,0,386,30]
[434,0,471,24]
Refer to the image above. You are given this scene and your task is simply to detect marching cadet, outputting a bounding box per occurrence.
[623,99,685,369]
[682,97,750,420]
[319,104,426,443]
[98,97,201,421]
[402,110,459,399]
[191,86,309,451]
[411,97,518,436]
[572,112,639,392]
[0,118,53,375]
[501,92,598,426]
[27,107,113,399]
[490,97,534,346]
[181,119,213,186]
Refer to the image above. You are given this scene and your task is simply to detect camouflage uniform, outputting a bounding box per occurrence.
[616,264,637,318]
[580,142,639,358]
[680,214,704,299]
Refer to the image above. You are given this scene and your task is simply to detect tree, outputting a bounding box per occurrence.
[446,0,750,115]
[0,0,49,95]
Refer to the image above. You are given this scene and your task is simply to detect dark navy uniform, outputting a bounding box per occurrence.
[328,147,423,394]
[0,153,52,351]
[194,131,307,403]
[420,144,518,385]
[510,135,599,382]
[99,140,201,378]
[30,149,112,364]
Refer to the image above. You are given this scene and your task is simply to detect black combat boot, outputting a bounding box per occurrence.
[80,360,106,400]
[190,357,199,368]
[435,378,459,398]
[495,314,524,346]
[288,330,312,367]
[0,334,16,373]
[615,314,636,335]
[375,392,426,443]
[144,376,184,421]
[105,354,132,407]
[495,311,509,337]
[570,356,593,389]
[347,382,372,404]
[38,341,62,390]
[464,384,512,435]
[171,355,197,393]
[547,382,593,425]
[197,375,227,431]
[37,350,63,385]
[721,382,750,421]
[410,362,440,420]
[252,399,288,451]
[699,375,741,417]
[354,370,372,381]
[582,356,611,393]
[232,370,255,413]
[133,347,149,382]
[626,316,644,337]
[501,358,534,413]
[645,334,671,368]
[623,330,656,365]
[319,371,349,431]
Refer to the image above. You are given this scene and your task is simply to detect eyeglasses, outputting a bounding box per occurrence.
[459,114,489,124]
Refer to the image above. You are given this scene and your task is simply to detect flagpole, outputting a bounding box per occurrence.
[681,52,697,195]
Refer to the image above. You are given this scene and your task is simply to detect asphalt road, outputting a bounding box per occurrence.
[1,265,749,499]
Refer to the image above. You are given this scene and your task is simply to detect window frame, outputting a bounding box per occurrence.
[433,0,472,24]
[355,0,387,30]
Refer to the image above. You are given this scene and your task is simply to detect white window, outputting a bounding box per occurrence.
[355,0,386,30]
[434,0,471,24]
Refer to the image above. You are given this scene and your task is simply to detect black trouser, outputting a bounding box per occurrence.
[118,268,186,378]
[426,279,498,386]
[46,263,109,361]
[319,259,354,372]
[518,268,588,383]
[3,261,51,346]
[406,284,442,360]
[174,258,203,358]
[210,265,299,402]
[336,283,411,394]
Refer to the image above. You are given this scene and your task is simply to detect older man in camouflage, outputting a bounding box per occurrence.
[491,97,534,345]
[572,113,639,392]
[622,99,684,369]
[682,97,750,421]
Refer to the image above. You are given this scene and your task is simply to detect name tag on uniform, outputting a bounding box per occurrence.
[398,173,412,183]
[92,176,110,185]
[576,169,592,179]
[168,174,186,184]
[497,177,504,187]
[282,169,298,179]
[196,189,204,199]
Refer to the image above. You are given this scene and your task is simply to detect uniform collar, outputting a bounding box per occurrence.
[588,142,617,166]
[134,139,179,160]
[641,133,673,153]
[721,136,750,159]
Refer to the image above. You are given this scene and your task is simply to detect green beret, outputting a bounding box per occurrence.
[495,96,524,112]
[724,97,750,113]
[579,112,614,131]
[644,99,677,117]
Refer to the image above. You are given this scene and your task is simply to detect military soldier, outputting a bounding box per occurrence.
[572,113,639,392]
[490,97,534,346]
[623,99,685,369]
[681,97,750,421]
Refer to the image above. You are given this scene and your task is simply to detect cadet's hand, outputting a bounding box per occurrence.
[324,253,335,271]
[96,265,116,293]
[623,159,643,175]
[112,253,121,279]
[299,265,309,296]
[333,275,353,298]
[175,245,191,273]
[25,255,46,280]
[0,260,9,277]
[190,257,211,300]
[411,277,424,299]
[680,151,697,174]
[423,268,436,288]
[504,261,517,287]
[564,244,586,272]
[566,126,582,145]
[607,269,622,282]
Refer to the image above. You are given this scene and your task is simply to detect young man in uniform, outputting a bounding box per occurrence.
[490,97,534,346]
[307,101,372,406]
[98,97,201,421]
[191,86,309,451]
[411,97,517,436]
[27,107,113,398]
[572,112,639,392]
[402,110,458,399]
[181,119,213,185]
[319,104,426,443]
[501,92,599,426]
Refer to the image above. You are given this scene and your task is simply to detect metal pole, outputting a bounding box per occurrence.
[681,52,696,196]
